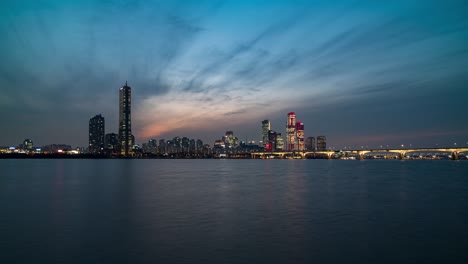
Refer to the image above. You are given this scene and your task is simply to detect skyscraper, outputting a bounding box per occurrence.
[267,130,277,151]
[119,81,132,156]
[296,121,304,151]
[317,136,327,151]
[276,133,284,151]
[305,137,316,151]
[286,112,296,151]
[105,133,119,153]
[89,114,105,153]
[261,120,270,146]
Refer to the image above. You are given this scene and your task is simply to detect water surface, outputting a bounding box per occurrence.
[1,160,467,263]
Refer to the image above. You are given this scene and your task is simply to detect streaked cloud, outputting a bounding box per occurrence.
[0,0,467,147]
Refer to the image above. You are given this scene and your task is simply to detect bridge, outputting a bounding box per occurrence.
[251,147,468,160]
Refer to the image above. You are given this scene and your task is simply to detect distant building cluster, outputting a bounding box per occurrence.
[0,83,329,157]
[212,131,263,157]
[0,138,79,155]
[141,137,210,157]
[260,112,326,152]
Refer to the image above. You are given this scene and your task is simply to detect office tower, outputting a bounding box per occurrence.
[105,133,119,153]
[261,120,270,146]
[89,114,105,153]
[296,121,304,151]
[286,112,296,151]
[305,137,316,151]
[119,81,132,156]
[267,130,277,151]
[276,133,284,151]
[317,136,327,151]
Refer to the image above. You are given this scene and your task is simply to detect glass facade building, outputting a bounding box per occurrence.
[119,82,132,156]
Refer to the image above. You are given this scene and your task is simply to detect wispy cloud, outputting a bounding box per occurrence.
[0,0,467,146]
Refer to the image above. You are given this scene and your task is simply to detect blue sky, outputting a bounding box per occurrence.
[1,0,468,148]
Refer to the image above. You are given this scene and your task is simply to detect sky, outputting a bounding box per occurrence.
[1,0,468,149]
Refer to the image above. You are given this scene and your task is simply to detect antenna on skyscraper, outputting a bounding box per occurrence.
[125,80,128,86]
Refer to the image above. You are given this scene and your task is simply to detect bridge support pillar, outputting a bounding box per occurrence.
[398,152,406,160]
[452,152,459,160]
[327,153,332,159]
[358,152,364,160]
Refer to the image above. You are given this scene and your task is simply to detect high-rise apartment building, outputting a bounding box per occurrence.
[196,139,203,153]
[286,112,296,151]
[119,82,132,156]
[261,120,270,146]
[158,139,166,154]
[148,139,157,154]
[296,121,304,151]
[317,136,327,151]
[89,114,105,153]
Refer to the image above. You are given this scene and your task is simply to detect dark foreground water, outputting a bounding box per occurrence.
[1,160,467,264]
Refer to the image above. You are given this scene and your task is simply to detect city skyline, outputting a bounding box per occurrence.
[1,0,468,148]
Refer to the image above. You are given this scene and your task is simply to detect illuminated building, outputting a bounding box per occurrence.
[223,131,239,151]
[42,144,72,153]
[225,131,234,147]
[158,139,166,153]
[267,130,277,151]
[173,137,182,152]
[23,139,33,151]
[89,114,105,153]
[119,81,132,156]
[261,120,270,146]
[105,133,119,153]
[296,121,304,151]
[305,137,315,151]
[213,140,225,154]
[317,136,327,151]
[276,133,284,151]
[148,139,157,154]
[286,112,296,151]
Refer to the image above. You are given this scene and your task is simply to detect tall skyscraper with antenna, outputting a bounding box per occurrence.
[119,81,132,156]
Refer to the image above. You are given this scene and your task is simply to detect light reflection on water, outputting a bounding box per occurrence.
[1,159,468,263]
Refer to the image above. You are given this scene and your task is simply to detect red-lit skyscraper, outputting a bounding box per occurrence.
[286,112,296,151]
[296,121,304,151]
